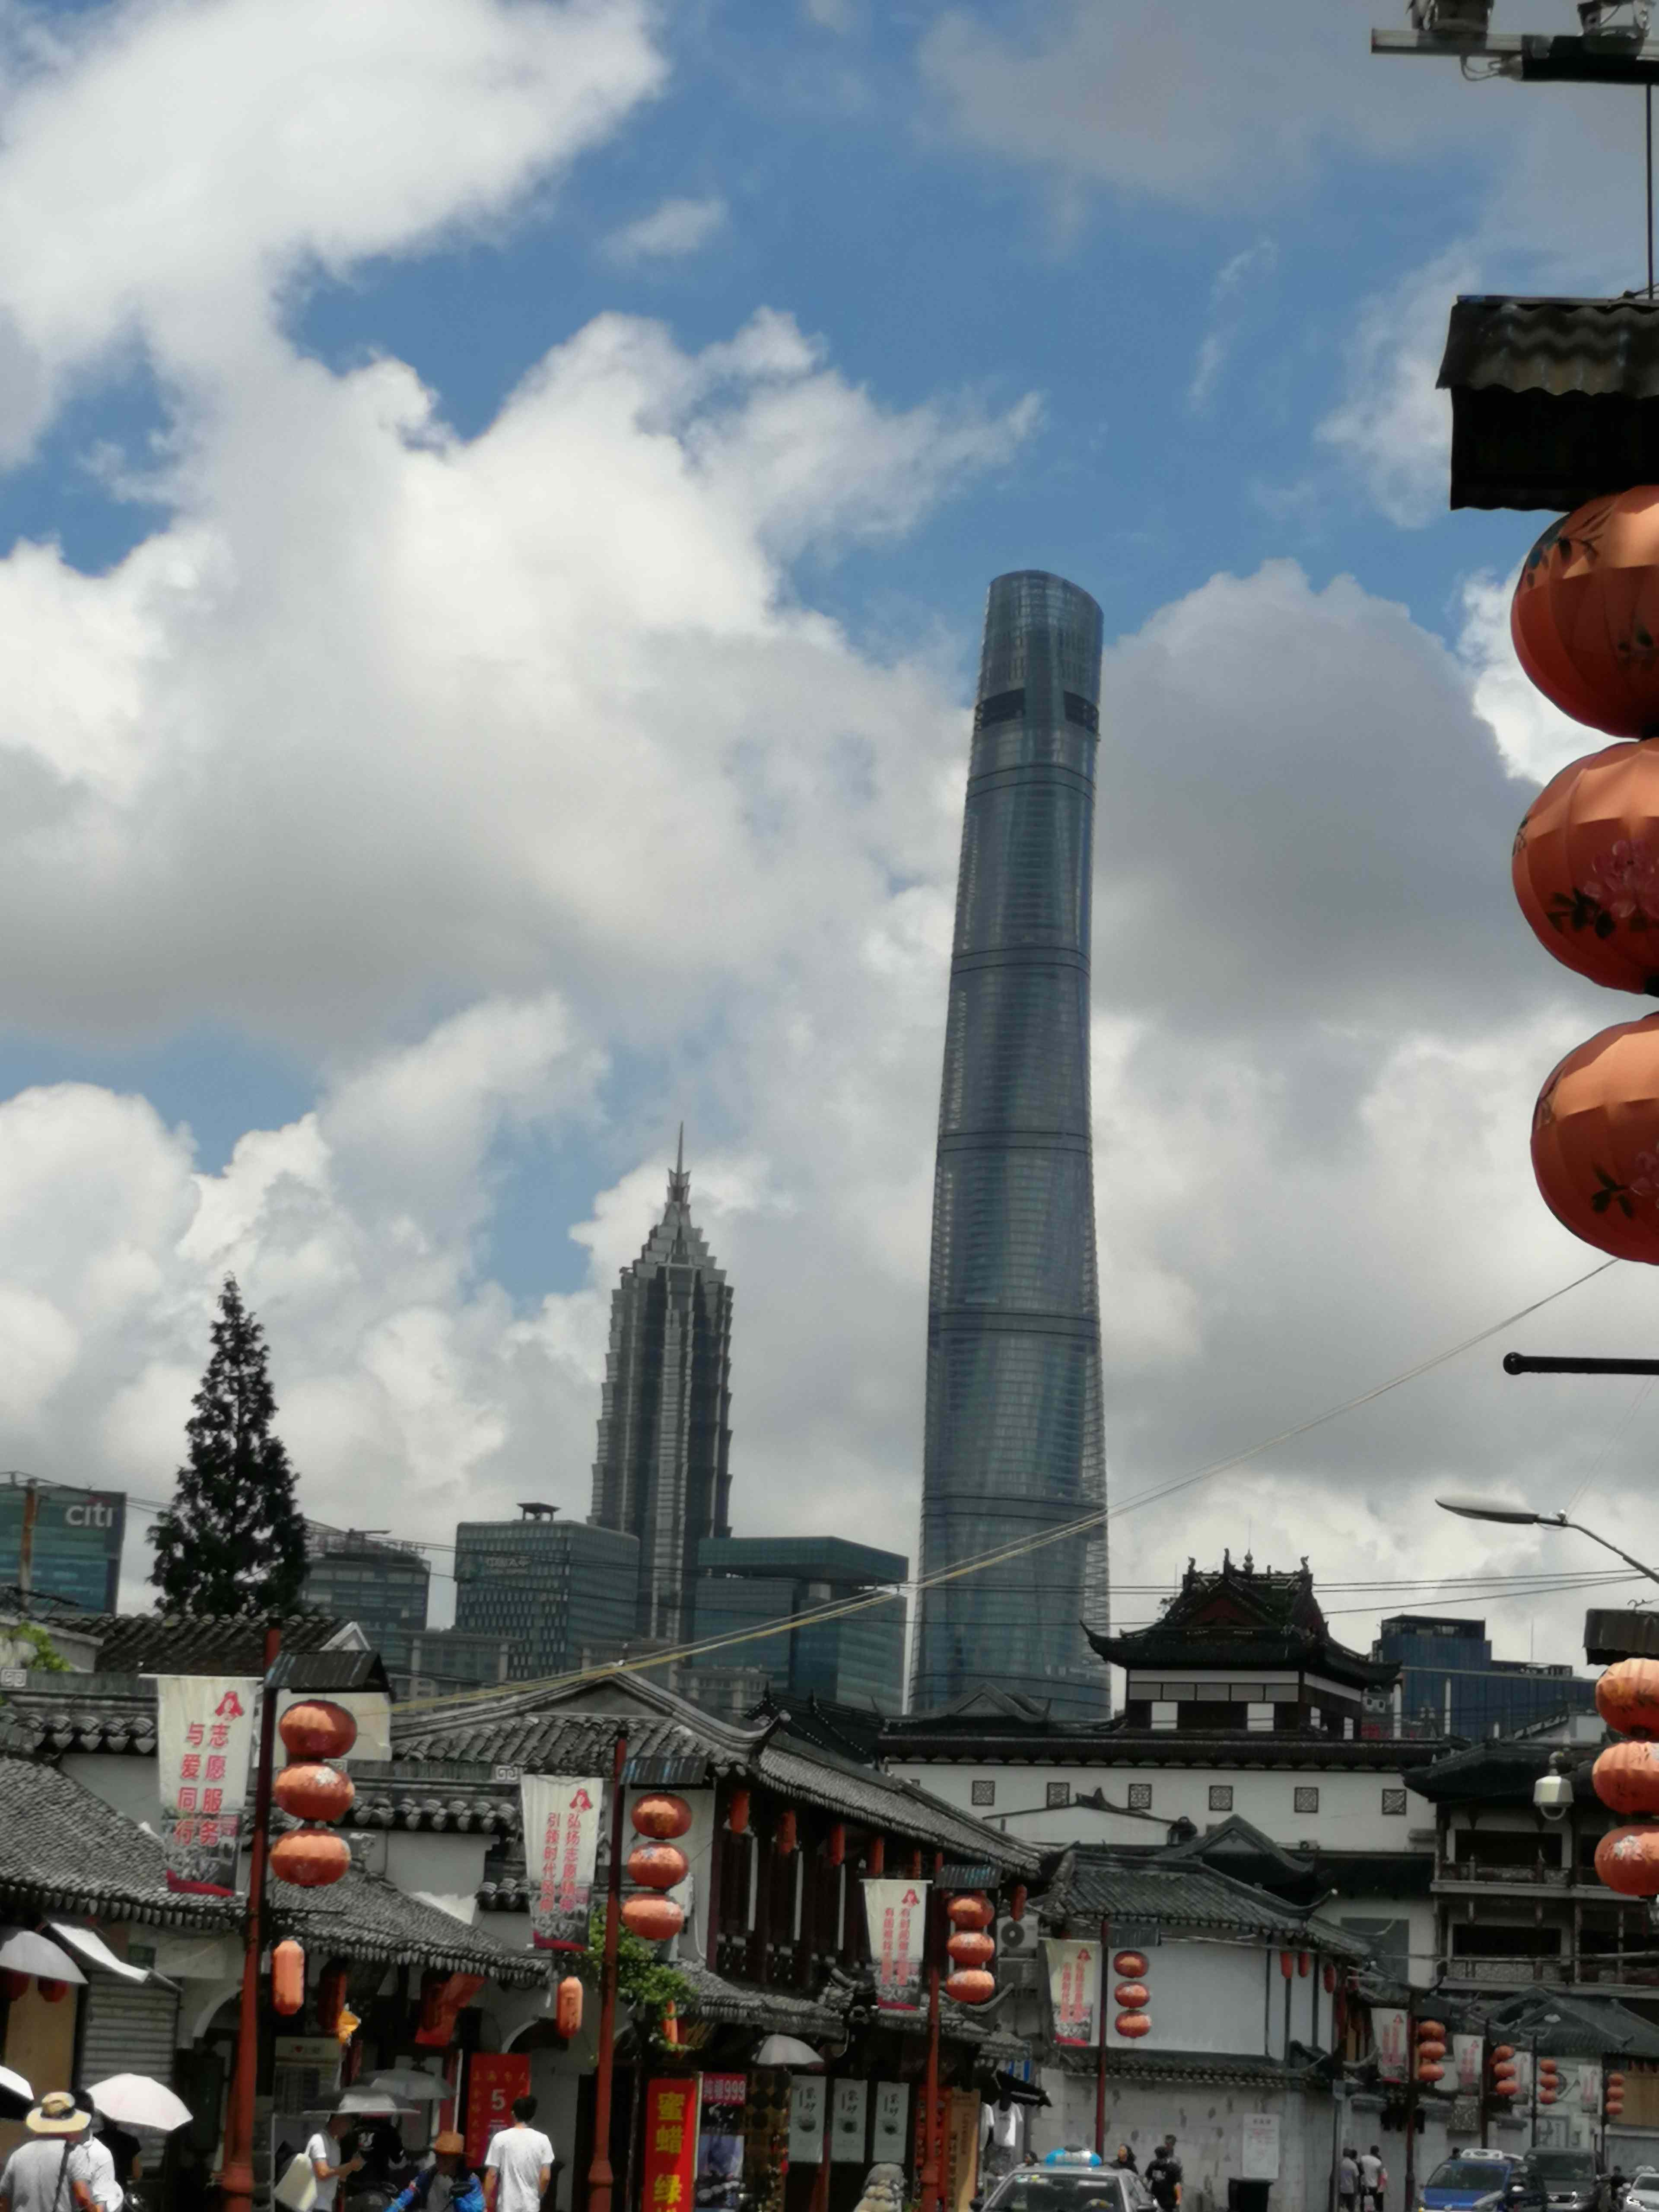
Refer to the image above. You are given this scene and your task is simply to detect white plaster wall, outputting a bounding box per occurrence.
[1325,1899,1439,1990]
[1119,1942,1274,2059]
[1033,2075,1322,2212]
[379,1831,488,1923]
[61,1750,162,1829]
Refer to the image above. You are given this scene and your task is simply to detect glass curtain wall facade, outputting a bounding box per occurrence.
[911,571,1110,1719]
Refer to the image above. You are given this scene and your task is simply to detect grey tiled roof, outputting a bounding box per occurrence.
[1039,1846,1369,1955]
[0,1679,160,1756]
[1048,2046,1334,2087]
[267,1863,546,1986]
[0,1755,238,1929]
[674,1959,840,2036]
[72,1611,359,1674]
[1440,296,1659,400]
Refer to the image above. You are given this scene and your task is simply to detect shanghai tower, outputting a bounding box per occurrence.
[911,572,1109,1719]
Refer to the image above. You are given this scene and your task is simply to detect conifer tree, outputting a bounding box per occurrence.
[149,1276,307,1616]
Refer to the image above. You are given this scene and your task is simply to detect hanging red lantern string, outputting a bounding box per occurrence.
[1599,1658,1659,1737]
[1512,492,1659,738]
[1530,1015,1659,1262]
[632,1794,693,1840]
[626,1842,688,1893]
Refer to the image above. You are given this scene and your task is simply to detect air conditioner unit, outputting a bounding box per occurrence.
[996,1916,1039,1980]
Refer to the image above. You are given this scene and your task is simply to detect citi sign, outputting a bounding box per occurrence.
[63,1500,118,1529]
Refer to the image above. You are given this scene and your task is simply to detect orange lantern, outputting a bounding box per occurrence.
[947,1931,995,1968]
[632,1794,693,1840]
[1115,2012,1152,2039]
[626,1842,688,1893]
[1417,2019,1447,2039]
[1493,2046,1516,2063]
[1011,1885,1027,1921]
[945,1969,995,2005]
[556,1976,583,2038]
[1322,1962,1336,1993]
[279,1700,358,1762]
[948,1895,995,1932]
[1599,1657,1659,1736]
[274,1763,356,1824]
[0,1969,26,2001]
[1494,2081,1519,2099]
[1611,2072,1629,2091]
[271,1939,305,2016]
[1417,2040,1448,2064]
[1513,741,1659,994]
[1513,491,1659,736]
[726,1788,750,1836]
[270,1827,352,1889]
[1597,1824,1659,1894]
[1531,1015,1659,1261]
[621,1894,684,1942]
[1114,1982,1150,2009]
[1279,1950,1294,1979]
[1417,2063,1445,2085]
[1112,1951,1148,1978]
[1297,1951,1310,1977]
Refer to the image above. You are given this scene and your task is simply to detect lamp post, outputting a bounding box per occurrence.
[1434,1497,1659,1589]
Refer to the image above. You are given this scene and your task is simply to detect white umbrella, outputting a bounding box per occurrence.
[753,2035,822,2068]
[0,2065,31,2103]
[335,2090,400,2116]
[87,2077,192,2133]
[368,2072,447,2104]
[0,1931,86,1983]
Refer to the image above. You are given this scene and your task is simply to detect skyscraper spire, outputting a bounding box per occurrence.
[668,1121,690,1210]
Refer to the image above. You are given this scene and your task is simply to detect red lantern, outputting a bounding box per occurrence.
[1513,741,1659,995]
[1598,1823,1659,1894]
[1611,2072,1629,2091]
[37,1978,67,2003]
[945,1969,995,2006]
[1531,1015,1659,1262]
[271,1826,352,1889]
[1541,2092,1559,2107]
[1322,1962,1335,1993]
[1115,2012,1151,2039]
[1599,1658,1659,1737]
[1417,2019,1447,2039]
[0,1969,27,2000]
[1540,2060,1560,2079]
[1512,492,1659,738]
[1417,2064,1445,2085]
[827,1824,845,1868]
[271,1939,305,2016]
[1494,2082,1520,2100]
[867,1837,884,1875]
[726,1788,750,1836]
[1114,1982,1150,2009]
[1492,2046,1516,2063]
[279,1700,357,1762]
[556,1976,583,2038]
[947,1931,995,1969]
[1417,2040,1448,2064]
[632,1793,693,1840]
[626,1842,688,1892]
[1297,1951,1310,1977]
[947,1894,995,1932]
[775,1810,798,1856]
[1112,1951,1148,1978]
[318,1961,348,2034]
[1279,1950,1294,1980]
[621,1894,684,1942]
[274,1763,356,1824]
[1011,1885,1027,1922]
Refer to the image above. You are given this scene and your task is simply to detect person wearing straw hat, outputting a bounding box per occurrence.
[388,2133,483,2212]
[0,2095,97,2212]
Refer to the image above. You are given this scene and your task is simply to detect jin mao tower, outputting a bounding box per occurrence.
[590,1132,734,1646]
[912,571,1109,1718]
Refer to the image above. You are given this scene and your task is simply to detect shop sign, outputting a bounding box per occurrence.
[1042,1939,1100,2048]
[788,2079,826,2166]
[872,2083,909,2161]
[862,1880,929,2011]
[831,2081,867,2164]
[1241,2116,1279,2182]
[642,2079,701,2212]
[696,2076,745,2212]
[520,1774,603,1951]
[464,2054,530,2168]
[154,1675,260,1895]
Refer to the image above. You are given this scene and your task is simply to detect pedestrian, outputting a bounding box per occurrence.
[1146,2142,1182,2212]
[1358,2144,1386,2212]
[1112,2148,1138,2174]
[70,2104,121,2212]
[0,2094,99,2212]
[307,2113,365,2212]
[483,2098,554,2212]
[389,2135,483,2212]
[1339,2147,1358,2212]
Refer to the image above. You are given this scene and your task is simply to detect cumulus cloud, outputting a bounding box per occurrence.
[1315,251,1474,528]
[604,194,728,262]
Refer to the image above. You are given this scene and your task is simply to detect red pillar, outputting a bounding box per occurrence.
[586,1732,629,2212]
[220,1626,282,2212]
[919,1853,944,2212]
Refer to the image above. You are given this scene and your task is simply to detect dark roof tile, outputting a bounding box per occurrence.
[0,1755,237,1929]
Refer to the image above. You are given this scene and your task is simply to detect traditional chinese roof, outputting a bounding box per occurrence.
[0,1754,238,1930]
[266,1861,545,1986]
[1470,1990,1659,2059]
[1036,1841,1370,1955]
[1083,1554,1398,1691]
[1047,2045,1335,2088]
[1407,1737,1602,1807]
[882,1725,1444,1770]
[674,1959,841,2037]
[12,1609,365,1674]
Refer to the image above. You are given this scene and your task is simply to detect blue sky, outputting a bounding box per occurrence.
[4,0,1658,1655]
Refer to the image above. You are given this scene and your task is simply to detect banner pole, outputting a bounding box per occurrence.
[586,1730,629,2212]
[1094,1916,1110,2161]
[220,1627,282,2212]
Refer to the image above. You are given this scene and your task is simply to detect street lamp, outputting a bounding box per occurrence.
[1434,1496,1659,1587]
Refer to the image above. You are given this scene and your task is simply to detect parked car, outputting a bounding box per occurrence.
[1621,2172,1659,2212]
[982,2168,1156,2212]
[1534,2152,1608,2212]
[1421,2154,1550,2212]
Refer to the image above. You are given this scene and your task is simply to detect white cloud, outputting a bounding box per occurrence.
[1189,237,1278,413]
[604,194,728,263]
[1316,251,1474,528]
[1458,565,1595,788]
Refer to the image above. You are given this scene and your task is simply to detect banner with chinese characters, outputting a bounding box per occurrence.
[521,1775,603,1951]
[871,2083,909,2162]
[1579,2063,1602,2113]
[862,1879,929,2012]
[788,2077,826,2165]
[463,2053,530,2168]
[831,2081,868,2164]
[155,1675,260,1895]
[1372,2007,1408,2083]
[1453,2035,1484,2094]
[642,2078,700,2212]
[696,2076,745,2212]
[1042,1937,1100,2048]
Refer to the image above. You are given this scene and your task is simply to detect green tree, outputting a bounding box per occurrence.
[149,1276,307,1616]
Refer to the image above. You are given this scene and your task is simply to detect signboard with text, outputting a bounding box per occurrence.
[155,1675,260,1895]
[521,1775,603,1951]
[697,2076,745,2212]
[0,1479,125,1611]
[464,2053,530,2169]
[1042,1938,1100,2047]
[642,2079,701,2212]
[863,1880,929,2012]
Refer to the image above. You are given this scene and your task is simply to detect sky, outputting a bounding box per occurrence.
[7,0,1659,1677]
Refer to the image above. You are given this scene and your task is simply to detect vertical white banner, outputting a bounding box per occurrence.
[862,1879,930,2012]
[1580,2064,1602,2113]
[155,1675,260,1896]
[831,2082,868,2164]
[1453,2036,1484,2094]
[1042,1938,1101,2048]
[1372,2008,1408,2084]
[788,2079,826,2165]
[521,1775,603,1951]
[872,2083,909,2161]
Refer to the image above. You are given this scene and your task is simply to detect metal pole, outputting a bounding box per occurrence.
[1647,84,1654,297]
[1093,1915,1109,2161]
[220,1624,282,2212]
[586,1730,629,2212]
[1403,2006,1419,2212]
[1531,2035,1540,2152]
[920,1854,943,2212]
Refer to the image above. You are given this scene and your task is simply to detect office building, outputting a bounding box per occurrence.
[0,1477,126,1612]
[376,1624,517,1700]
[911,571,1110,1720]
[1373,1614,1597,1739]
[302,1527,430,1641]
[454,1504,638,1679]
[589,1133,733,1646]
[686,1535,907,1715]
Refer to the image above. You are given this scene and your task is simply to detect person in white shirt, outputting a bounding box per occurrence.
[307,2114,363,2212]
[483,2098,553,2212]
[1358,2146,1387,2212]
[71,2123,119,2212]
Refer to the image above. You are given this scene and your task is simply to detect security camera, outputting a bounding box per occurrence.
[1534,1769,1573,1821]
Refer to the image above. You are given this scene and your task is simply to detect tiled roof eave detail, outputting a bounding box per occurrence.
[880,1735,1447,1769]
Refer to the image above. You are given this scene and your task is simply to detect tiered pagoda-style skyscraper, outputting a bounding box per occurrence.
[589,1131,733,1646]
[911,571,1110,1719]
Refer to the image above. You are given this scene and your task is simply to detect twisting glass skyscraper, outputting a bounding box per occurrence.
[911,572,1110,1719]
